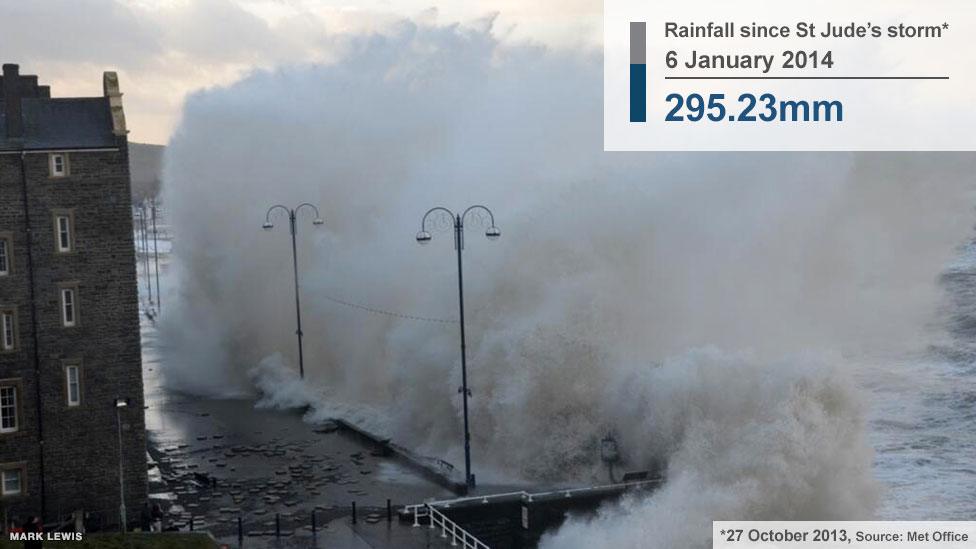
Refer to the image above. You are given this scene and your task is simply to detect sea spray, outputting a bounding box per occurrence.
[251,353,319,411]
[158,14,974,539]
[540,349,880,548]
[251,354,392,437]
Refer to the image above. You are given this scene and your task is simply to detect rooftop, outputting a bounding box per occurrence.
[0,63,126,151]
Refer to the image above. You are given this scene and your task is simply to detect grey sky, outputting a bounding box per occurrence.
[0,0,601,143]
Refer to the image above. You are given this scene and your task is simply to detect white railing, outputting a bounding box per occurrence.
[403,478,660,516]
[402,479,662,548]
[411,504,490,549]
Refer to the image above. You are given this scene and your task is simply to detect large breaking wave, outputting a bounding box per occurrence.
[158,16,975,547]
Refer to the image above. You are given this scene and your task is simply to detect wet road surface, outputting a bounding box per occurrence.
[140,310,455,547]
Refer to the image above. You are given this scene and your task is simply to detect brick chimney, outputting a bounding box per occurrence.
[3,63,24,139]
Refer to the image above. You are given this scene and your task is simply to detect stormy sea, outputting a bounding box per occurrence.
[152,18,976,548]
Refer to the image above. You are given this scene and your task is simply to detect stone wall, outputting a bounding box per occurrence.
[0,152,44,523]
[0,146,147,528]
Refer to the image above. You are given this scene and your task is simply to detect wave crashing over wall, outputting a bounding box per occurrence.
[160,16,975,546]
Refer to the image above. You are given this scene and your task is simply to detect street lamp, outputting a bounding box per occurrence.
[114,397,130,532]
[150,199,162,313]
[263,203,325,379]
[137,205,153,306]
[416,205,501,490]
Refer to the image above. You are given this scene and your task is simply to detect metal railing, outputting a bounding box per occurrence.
[403,478,661,515]
[412,504,490,549]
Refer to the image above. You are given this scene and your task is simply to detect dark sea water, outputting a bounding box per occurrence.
[871,240,976,519]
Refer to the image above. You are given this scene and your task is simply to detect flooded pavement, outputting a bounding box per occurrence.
[140,306,454,547]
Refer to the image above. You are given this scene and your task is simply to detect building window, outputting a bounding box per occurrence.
[49,153,68,178]
[65,364,81,407]
[0,385,18,434]
[61,286,78,327]
[55,214,73,253]
[1,467,22,496]
[0,237,9,276]
[0,309,15,351]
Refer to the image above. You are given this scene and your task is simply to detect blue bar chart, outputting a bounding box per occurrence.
[630,21,646,123]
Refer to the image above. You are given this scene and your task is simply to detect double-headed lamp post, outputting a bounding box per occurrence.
[263,203,325,379]
[416,205,501,490]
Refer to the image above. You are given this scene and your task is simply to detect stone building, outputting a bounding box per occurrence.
[0,63,146,529]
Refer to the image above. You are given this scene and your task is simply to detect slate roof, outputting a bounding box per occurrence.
[0,97,117,151]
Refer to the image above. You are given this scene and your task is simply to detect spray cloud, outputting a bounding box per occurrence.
[159,16,975,547]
